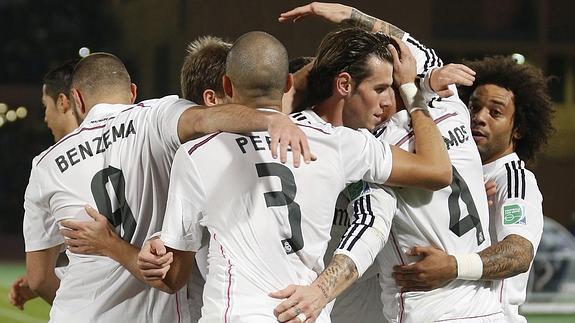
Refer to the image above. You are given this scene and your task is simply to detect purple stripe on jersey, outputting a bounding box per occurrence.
[297,123,330,134]
[188,132,221,155]
[390,229,407,323]
[175,292,181,323]
[434,311,503,322]
[499,280,505,303]
[394,112,458,147]
[213,233,233,323]
[35,124,107,166]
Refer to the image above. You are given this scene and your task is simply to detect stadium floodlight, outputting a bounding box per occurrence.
[6,110,17,122]
[0,103,7,114]
[512,53,525,65]
[16,106,27,119]
[79,47,91,58]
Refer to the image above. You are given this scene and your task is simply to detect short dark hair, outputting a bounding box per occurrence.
[43,59,78,101]
[289,56,314,74]
[307,27,393,106]
[180,36,231,104]
[72,52,131,96]
[459,56,555,162]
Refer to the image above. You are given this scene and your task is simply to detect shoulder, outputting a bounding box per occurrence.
[493,158,540,200]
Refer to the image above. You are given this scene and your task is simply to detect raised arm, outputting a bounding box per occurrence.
[279,2,406,38]
[384,39,452,190]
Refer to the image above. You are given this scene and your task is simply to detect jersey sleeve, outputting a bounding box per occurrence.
[494,169,544,251]
[402,33,443,82]
[150,96,197,152]
[334,182,396,277]
[161,145,207,252]
[23,165,64,252]
[339,128,393,185]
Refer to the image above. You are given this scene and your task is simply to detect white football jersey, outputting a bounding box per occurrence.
[23,95,192,322]
[161,112,393,323]
[483,153,543,323]
[347,96,502,322]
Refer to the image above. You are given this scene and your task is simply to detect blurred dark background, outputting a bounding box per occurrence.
[1,0,574,258]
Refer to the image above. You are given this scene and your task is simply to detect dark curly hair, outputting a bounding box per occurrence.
[458,56,555,162]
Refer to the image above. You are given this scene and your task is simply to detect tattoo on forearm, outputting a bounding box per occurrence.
[315,254,358,300]
[378,23,406,39]
[479,234,534,279]
[349,9,376,31]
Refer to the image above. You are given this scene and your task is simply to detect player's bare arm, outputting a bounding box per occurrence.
[479,234,534,279]
[385,39,452,190]
[393,234,534,291]
[271,254,358,323]
[25,245,61,304]
[137,238,194,294]
[178,105,315,167]
[279,2,406,38]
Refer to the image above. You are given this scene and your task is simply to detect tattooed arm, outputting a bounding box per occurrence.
[279,2,406,38]
[392,234,534,292]
[269,254,359,322]
[347,7,406,38]
[479,234,534,279]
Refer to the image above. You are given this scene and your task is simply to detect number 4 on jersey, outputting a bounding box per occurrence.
[448,167,485,245]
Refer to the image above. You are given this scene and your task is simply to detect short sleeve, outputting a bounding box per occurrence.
[338,128,393,185]
[161,145,207,252]
[23,166,64,252]
[149,96,197,152]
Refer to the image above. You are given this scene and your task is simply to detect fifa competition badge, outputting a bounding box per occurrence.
[502,204,526,225]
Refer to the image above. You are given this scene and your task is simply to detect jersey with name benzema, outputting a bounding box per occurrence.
[161,117,393,323]
[374,95,501,322]
[23,95,192,323]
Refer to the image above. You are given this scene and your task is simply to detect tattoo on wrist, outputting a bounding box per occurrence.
[349,9,376,31]
[315,255,358,300]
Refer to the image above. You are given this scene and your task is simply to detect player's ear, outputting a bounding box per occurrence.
[335,72,352,97]
[71,88,86,117]
[202,89,218,106]
[223,75,233,98]
[57,93,71,113]
[129,83,137,104]
[284,73,294,94]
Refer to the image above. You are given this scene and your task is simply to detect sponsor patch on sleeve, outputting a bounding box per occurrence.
[502,204,526,225]
[344,180,371,201]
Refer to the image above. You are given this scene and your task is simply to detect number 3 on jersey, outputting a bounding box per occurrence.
[256,163,304,254]
[90,166,136,242]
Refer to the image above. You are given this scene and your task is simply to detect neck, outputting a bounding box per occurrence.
[313,96,344,126]
[233,96,282,112]
[482,146,515,165]
[85,93,132,114]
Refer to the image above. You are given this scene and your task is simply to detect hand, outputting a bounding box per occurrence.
[270,284,327,323]
[484,180,497,206]
[387,37,417,87]
[429,64,476,97]
[268,113,317,167]
[60,205,118,256]
[392,246,457,292]
[279,2,352,24]
[137,238,173,281]
[9,276,38,310]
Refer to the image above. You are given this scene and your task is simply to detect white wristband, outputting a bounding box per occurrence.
[399,82,428,114]
[454,253,483,280]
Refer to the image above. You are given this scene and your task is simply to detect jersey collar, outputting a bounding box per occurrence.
[81,103,132,127]
[482,152,519,178]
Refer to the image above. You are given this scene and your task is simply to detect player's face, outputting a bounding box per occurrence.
[469,84,517,164]
[343,57,395,131]
[42,84,63,141]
